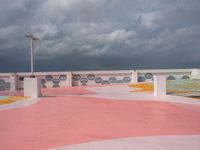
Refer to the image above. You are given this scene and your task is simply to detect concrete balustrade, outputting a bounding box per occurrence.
[0,69,196,92]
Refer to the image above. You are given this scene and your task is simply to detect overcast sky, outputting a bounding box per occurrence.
[0,0,200,72]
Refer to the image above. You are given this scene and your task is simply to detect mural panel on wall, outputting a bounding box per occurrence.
[182,75,190,79]
[95,77,103,84]
[87,74,95,80]
[43,74,67,88]
[59,75,67,81]
[145,73,153,79]
[123,76,131,83]
[0,79,11,91]
[138,73,191,82]
[80,78,88,86]
[0,71,192,91]
[73,74,81,81]
[72,73,132,86]
[45,75,53,81]
[16,74,68,89]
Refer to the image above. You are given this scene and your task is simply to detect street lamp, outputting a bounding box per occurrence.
[25,33,39,77]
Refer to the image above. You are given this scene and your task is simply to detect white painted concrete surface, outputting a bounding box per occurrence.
[49,135,200,150]
[86,85,200,105]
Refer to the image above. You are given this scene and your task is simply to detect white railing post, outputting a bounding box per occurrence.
[154,75,166,96]
[131,70,138,83]
[10,74,17,91]
[191,69,200,79]
[66,72,72,87]
[24,78,41,99]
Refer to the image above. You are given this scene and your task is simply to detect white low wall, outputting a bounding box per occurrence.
[137,69,192,82]
[72,70,133,86]
[0,68,198,91]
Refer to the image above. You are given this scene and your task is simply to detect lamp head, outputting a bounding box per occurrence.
[25,33,39,41]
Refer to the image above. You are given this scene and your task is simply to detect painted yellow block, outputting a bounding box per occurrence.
[0,96,28,105]
[0,100,16,105]
[129,83,153,93]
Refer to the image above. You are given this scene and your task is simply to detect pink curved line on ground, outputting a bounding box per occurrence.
[0,91,200,150]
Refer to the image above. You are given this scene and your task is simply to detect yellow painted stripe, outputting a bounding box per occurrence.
[0,100,16,105]
[0,96,28,105]
[129,83,153,93]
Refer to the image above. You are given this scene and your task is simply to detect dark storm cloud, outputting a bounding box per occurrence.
[0,0,200,72]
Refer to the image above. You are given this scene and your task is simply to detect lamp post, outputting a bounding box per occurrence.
[25,33,39,77]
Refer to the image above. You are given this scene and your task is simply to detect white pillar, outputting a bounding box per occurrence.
[10,74,17,91]
[66,72,72,87]
[154,75,166,96]
[24,78,41,99]
[191,69,200,79]
[131,70,138,83]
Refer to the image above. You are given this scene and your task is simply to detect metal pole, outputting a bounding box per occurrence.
[30,38,34,76]
[25,33,39,77]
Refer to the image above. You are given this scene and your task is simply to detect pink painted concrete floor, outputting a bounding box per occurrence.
[0,85,200,150]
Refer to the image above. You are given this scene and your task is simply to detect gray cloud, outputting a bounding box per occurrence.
[0,0,200,72]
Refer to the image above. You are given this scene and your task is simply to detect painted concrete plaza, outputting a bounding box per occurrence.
[0,82,200,150]
[1,0,200,149]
